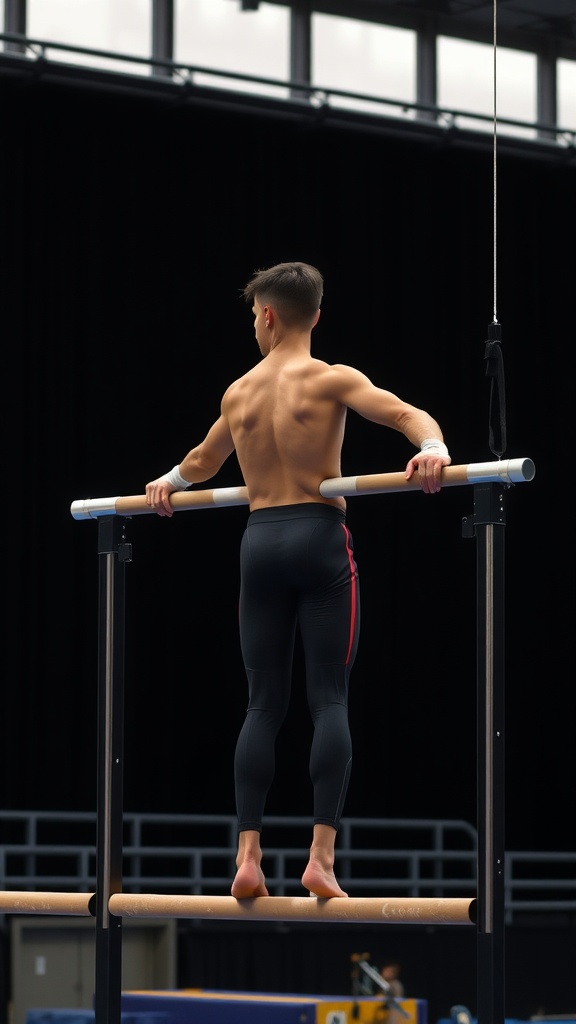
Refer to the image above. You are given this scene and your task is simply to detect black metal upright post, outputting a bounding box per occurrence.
[465,482,506,1024]
[94,515,132,1024]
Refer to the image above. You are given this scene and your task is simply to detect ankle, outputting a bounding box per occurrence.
[236,830,263,868]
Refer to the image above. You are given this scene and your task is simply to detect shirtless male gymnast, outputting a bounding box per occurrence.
[145,261,451,899]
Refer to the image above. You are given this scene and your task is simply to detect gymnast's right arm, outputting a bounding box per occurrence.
[145,414,235,517]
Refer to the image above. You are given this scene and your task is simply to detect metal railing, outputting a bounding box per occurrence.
[1,811,574,924]
[1,32,575,154]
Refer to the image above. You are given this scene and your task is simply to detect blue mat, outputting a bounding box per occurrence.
[26,1012,168,1024]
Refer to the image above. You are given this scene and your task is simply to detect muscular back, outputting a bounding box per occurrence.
[147,304,448,517]
[222,350,348,511]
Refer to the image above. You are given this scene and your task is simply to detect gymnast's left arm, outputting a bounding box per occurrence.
[328,364,451,495]
[401,410,451,495]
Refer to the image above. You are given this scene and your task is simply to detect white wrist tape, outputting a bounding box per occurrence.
[420,438,449,458]
[162,465,192,490]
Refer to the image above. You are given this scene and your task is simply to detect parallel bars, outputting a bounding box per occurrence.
[43,454,533,1024]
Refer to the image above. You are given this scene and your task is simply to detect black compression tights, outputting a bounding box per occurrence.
[234,503,360,833]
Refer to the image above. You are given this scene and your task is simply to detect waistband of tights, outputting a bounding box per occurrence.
[248,502,346,525]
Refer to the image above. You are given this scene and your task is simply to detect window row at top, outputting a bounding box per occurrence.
[5,0,576,137]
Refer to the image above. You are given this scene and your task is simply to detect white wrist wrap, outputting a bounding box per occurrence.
[162,465,192,490]
[420,438,449,458]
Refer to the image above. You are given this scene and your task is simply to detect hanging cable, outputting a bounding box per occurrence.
[485,0,506,458]
[492,0,498,324]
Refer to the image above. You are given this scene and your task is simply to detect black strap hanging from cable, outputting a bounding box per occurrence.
[485,321,506,458]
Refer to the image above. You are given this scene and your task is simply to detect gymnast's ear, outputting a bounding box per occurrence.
[312,308,321,328]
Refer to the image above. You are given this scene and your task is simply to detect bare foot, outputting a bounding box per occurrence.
[231,862,269,899]
[301,862,348,898]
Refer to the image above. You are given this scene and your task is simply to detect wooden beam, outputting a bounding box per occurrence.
[108,893,477,925]
[0,891,95,915]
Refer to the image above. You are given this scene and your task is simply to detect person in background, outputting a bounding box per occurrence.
[381,961,405,999]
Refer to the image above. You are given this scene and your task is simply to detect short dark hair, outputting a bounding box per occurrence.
[243,261,323,327]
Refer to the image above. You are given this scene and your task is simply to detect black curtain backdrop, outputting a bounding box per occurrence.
[2,73,575,843]
[1,70,575,1018]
